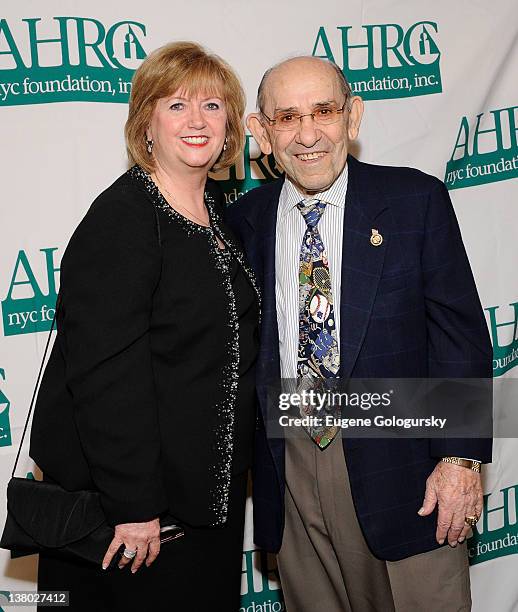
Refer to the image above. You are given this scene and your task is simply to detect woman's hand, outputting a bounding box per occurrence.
[102,518,161,572]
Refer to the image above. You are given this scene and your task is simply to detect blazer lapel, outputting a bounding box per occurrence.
[339,156,390,380]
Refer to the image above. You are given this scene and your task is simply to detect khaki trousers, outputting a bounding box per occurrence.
[277,435,471,612]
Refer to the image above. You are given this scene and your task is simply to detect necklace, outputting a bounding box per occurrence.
[152,173,210,227]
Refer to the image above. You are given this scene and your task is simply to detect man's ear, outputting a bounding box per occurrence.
[246,113,273,155]
[347,96,364,141]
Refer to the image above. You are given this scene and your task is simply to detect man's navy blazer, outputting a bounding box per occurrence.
[225,155,492,561]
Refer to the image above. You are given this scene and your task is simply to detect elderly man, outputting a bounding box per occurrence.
[226,56,492,611]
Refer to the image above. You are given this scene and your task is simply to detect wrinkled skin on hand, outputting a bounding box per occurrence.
[418,462,482,546]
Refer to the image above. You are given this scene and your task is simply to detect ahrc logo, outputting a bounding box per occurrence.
[445,105,518,189]
[0,16,148,106]
[312,21,442,100]
[0,369,12,448]
[468,483,518,565]
[1,247,60,336]
[211,135,282,206]
[240,549,284,612]
[485,301,518,377]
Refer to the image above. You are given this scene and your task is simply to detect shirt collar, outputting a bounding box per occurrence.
[279,163,348,218]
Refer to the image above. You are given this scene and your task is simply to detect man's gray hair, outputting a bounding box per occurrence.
[256,56,353,113]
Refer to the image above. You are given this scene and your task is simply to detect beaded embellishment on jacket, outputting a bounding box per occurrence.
[127,165,260,525]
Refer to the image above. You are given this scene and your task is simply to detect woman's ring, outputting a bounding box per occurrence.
[123,548,137,559]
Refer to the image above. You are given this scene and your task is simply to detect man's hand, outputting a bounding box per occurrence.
[418,462,482,546]
[102,518,161,572]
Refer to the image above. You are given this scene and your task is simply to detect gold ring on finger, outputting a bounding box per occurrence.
[464,515,479,528]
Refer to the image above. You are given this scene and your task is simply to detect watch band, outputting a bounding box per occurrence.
[441,456,481,473]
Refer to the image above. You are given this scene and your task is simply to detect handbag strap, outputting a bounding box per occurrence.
[12,295,61,478]
[11,198,162,477]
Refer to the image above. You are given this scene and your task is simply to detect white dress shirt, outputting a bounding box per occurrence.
[275,164,348,379]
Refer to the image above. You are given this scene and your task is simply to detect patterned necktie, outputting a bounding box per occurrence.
[297,199,340,449]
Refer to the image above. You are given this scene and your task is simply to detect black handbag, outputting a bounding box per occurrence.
[0,300,181,567]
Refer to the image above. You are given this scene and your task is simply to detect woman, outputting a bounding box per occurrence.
[30,41,260,610]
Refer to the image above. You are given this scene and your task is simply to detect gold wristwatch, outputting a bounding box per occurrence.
[441,457,481,473]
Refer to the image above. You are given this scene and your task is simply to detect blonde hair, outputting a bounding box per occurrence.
[125,41,245,173]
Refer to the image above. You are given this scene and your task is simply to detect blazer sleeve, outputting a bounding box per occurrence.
[422,179,493,462]
[60,183,169,525]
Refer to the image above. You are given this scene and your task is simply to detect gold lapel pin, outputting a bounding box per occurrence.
[370,228,383,247]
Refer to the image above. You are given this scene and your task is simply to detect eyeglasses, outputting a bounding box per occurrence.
[261,102,347,132]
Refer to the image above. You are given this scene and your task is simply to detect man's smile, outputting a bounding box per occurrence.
[295,152,327,162]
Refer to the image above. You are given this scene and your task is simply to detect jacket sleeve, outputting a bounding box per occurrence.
[61,184,169,525]
[422,179,493,462]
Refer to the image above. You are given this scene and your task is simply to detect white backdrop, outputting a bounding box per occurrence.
[1,1,517,610]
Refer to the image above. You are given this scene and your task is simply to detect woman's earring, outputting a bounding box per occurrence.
[146,139,154,154]
[223,137,228,152]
